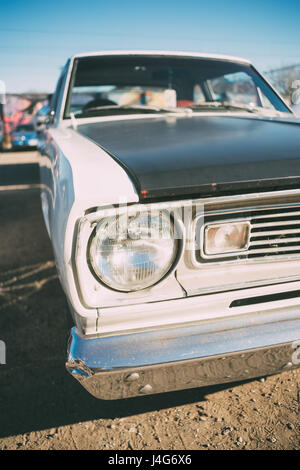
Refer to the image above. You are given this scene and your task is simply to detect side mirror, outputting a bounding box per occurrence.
[34,108,54,132]
[46,109,55,124]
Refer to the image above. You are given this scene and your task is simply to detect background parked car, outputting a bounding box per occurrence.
[11,123,38,149]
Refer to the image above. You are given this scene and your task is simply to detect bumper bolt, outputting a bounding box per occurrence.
[125,372,140,382]
[139,384,153,394]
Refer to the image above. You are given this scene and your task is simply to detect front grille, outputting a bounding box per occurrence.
[196,203,300,263]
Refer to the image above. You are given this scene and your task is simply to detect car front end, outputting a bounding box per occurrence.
[65,189,300,399]
[39,51,300,399]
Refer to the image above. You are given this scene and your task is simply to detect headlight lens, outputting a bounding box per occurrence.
[204,222,250,255]
[89,211,178,291]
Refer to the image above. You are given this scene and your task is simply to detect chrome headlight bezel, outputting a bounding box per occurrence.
[73,199,198,310]
[87,209,183,293]
[203,220,251,256]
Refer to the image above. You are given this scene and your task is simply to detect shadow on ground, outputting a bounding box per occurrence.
[0,149,39,187]
[0,163,39,186]
[0,187,253,439]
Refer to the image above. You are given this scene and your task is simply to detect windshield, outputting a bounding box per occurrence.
[14,124,35,132]
[64,55,291,118]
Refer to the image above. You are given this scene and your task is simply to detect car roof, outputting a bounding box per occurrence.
[71,50,251,65]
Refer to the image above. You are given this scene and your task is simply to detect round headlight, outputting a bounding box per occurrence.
[89,211,179,292]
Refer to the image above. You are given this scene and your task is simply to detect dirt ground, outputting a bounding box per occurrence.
[0,164,299,450]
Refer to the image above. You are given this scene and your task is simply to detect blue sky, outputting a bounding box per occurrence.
[1,0,300,93]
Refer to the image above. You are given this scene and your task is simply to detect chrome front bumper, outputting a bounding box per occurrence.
[66,306,300,400]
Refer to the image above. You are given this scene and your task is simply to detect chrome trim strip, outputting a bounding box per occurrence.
[67,342,298,399]
[250,237,300,246]
[66,306,300,399]
[252,219,300,228]
[248,246,300,254]
[250,228,300,237]
[250,210,300,220]
[87,190,300,221]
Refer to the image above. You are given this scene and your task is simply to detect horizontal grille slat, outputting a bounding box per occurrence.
[250,237,300,245]
[252,220,300,228]
[197,202,300,263]
[248,246,300,254]
[250,210,300,220]
[250,228,300,236]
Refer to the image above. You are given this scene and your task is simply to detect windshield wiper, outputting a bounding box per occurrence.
[187,101,280,115]
[188,101,261,113]
[75,101,279,118]
[76,104,191,117]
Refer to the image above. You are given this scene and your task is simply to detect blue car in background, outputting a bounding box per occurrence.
[11,123,38,149]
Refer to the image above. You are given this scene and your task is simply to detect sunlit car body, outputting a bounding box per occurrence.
[11,123,38,148]
[39,51,300,400]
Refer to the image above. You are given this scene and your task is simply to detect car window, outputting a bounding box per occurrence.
[14,125,34,132]
[51,74,64,114]
[208,72,261,107]
[51,61,69,118]
[70,85,171,114]
[64,56,291,117]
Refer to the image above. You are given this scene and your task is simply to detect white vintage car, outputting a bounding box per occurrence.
[39,51,300,400]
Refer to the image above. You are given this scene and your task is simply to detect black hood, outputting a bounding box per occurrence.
[78,114,300,201]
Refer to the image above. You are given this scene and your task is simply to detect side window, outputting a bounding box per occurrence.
[51,73,64,114]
